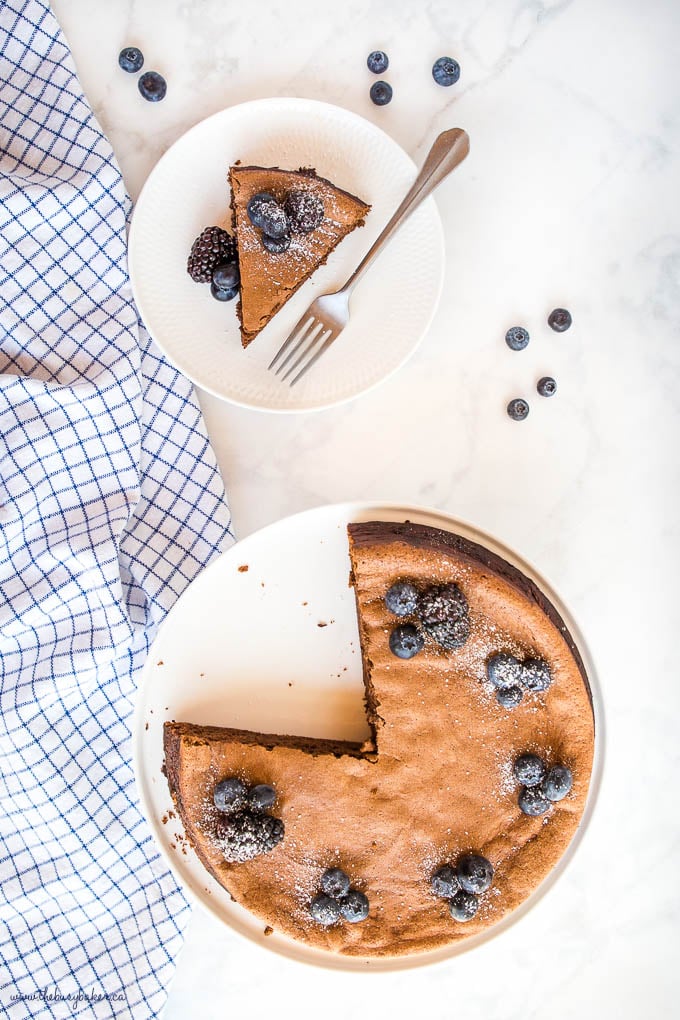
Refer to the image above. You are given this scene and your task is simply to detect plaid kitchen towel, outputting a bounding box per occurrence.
[0,1,235,1016]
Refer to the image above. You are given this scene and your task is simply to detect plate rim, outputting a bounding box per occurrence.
[132,500,605,973]
[127,96,445,414]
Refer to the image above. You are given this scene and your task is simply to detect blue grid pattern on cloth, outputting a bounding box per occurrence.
[0,1,235,1016]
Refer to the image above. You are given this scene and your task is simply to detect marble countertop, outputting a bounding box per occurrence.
[50,0,679,1017]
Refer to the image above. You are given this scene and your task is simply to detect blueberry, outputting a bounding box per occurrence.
[430,865,460,899]
[518,785,551,816]
[212,262,239,291]
[513,753,546,787]
[339,889,369,923]
[320,867,350,899]
[521,658,552,693]
[541,764,573,802]
[213,776,248,813]
[507,398,529,421]
[246,193,277,230]
[384,581,419,617]
[537,376,557,397]
[457,854,493,894]
[257,202,289,239]
[496,685,523,709]
[505,326,530,351]
[389,624,424,659]
[367,50,389,74]
[262,232,291,254]
[138,71,167,103]
[370,81,393,106]
[548,308,572,332]
[310,894,341,926]
[248,784,276,811]
[118,47,144,73]
[449,890,478,922]
[210,281,238,302]
[432,56,460,87]
[486,652,523,690]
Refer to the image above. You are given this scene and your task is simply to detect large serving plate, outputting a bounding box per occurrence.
[133,502,603,971]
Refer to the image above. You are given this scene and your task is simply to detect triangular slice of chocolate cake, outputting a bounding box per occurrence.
[229,166,370,348]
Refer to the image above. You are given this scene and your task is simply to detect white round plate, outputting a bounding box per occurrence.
[128,98,445,412]
[133,502,603,972]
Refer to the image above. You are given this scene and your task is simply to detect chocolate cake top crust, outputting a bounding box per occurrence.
[229,166,370,348]
[163,521,595,958]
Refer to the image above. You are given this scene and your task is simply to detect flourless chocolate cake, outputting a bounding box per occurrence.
[229,166,370,347]
[163,521,595,957]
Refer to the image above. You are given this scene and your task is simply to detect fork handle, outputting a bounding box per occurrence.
[341,127,470,294]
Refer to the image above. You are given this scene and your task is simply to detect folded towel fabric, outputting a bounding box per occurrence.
[0,2,235,1016]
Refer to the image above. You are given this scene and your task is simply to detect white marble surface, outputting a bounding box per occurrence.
[50,1,680,1017]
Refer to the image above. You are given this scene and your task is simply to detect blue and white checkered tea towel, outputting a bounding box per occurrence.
[0,1,235,1016]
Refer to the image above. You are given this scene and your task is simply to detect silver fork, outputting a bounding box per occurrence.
[268,127,470,386]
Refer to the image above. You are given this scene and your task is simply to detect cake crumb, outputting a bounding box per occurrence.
[264,926,274,936]
[317,621,328,628]
[238,565,249,572]
[145,722,149,731]
[157,662,163,667]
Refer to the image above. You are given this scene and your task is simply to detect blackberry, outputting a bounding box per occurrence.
[417,584,470,649]
[214,809,284,862]
[284,190,324,233]
[187,226,238,283]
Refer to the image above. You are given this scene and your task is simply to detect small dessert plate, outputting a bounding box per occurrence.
[132,502,603,972]
[127,98,445,412]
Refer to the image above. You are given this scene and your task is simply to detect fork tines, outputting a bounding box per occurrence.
[268,315,335,385]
